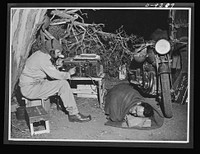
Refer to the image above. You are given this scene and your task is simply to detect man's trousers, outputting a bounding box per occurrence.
[20,79,79,115]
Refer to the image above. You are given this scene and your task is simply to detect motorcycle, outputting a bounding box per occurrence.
[128,39,173,118]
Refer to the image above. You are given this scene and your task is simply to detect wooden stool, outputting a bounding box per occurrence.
[22,97,50,112]
[25,106,50,136]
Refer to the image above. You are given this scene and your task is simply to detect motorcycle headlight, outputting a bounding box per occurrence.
[155,39,171,55]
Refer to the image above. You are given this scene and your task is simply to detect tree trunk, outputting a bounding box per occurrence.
[11,9,47,96]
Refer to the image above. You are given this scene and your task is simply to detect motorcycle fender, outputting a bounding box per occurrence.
[158,63,170,75]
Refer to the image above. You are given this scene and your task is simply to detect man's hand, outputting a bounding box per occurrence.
[68,67,76,75]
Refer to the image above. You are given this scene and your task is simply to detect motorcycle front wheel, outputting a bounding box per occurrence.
[160,73,173,118]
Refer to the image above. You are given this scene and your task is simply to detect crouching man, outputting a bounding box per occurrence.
[104,82,164,129]
[19,39,91,122]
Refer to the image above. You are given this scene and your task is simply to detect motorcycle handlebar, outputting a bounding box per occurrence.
[132,41,155,48]
[133,41,155,53]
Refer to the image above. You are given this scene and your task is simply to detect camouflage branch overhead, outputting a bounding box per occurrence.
[31,9,145,78]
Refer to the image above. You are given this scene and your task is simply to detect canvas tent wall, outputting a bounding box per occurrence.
[10,9,47,96]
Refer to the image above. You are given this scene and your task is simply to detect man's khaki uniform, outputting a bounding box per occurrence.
[19,50,79,115]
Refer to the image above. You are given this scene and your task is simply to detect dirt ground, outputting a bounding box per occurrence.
[10,79,188,143]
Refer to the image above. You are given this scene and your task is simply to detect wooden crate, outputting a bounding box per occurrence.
[25,106,50,136]
[70,77,105,108]
[72,84,97,98]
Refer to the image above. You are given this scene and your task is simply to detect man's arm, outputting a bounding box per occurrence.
[40,57,71,80]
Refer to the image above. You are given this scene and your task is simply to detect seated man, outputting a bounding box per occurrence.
[104,83,164,129]
[19,38,91,122]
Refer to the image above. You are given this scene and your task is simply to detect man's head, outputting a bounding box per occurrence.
[129,102,154,117]
[45,39,64,58]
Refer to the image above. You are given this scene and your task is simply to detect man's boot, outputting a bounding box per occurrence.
[68,113,92,122]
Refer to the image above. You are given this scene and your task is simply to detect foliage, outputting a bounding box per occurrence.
[31,9,145,78]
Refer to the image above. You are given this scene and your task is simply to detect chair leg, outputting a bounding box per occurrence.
[45,121,50,133]
[30,123,34,136]
[22,97,30,107]
[41,99,45,108]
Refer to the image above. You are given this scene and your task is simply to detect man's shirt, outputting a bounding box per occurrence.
[19,50,70,87]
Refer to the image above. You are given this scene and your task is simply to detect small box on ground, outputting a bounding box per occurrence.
[126,114,151,128]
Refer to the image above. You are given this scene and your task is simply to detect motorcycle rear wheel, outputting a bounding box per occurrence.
[160,73,173,118]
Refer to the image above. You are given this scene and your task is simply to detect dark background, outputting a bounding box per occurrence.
[82,9,169,39]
